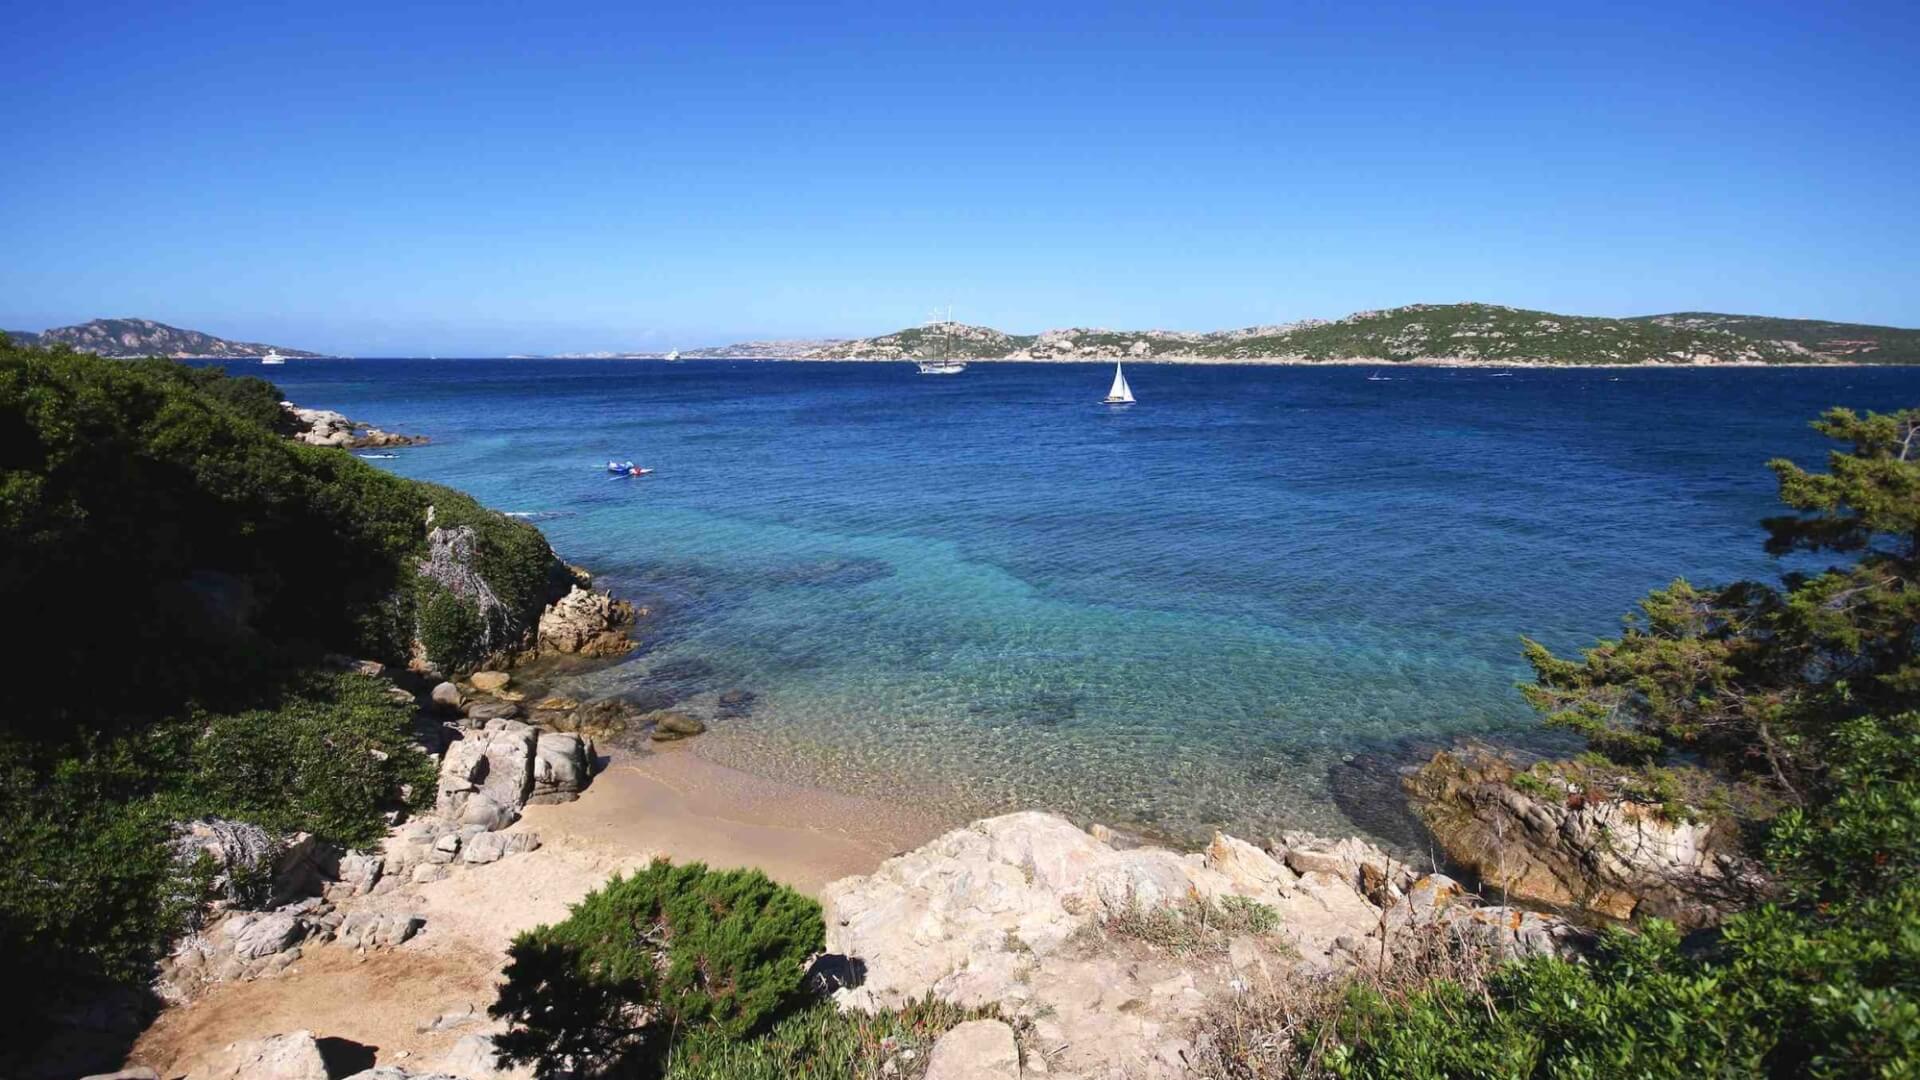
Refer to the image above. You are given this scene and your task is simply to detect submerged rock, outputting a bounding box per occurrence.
[645,710,706,741]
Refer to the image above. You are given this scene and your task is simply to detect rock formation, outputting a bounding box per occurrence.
[289,406,426,449]
[534,585,636,657]
[1404,746,1765,928]
[825,811,1578,1077]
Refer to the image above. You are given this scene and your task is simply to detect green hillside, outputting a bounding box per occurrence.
[1200,304,1801,364]
[1632,312,1920,363]
[808,303,1853,365]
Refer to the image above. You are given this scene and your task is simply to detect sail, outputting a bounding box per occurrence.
[1107,363,1134,403]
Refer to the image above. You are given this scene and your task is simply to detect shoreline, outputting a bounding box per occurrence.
[264,355,1882,368]
[132,745,949,1075]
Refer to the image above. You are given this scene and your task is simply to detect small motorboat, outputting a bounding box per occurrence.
[357,453,398,460]
[606,459,636,473]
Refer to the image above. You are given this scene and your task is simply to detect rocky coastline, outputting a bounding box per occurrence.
[76,545,1727,1080]
[288,404,429,450]
[73,398,1734,1080]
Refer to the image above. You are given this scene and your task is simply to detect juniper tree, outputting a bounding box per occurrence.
[1521,407,1920,803]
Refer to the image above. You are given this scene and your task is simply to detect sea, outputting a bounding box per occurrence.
[208,358,1920,847]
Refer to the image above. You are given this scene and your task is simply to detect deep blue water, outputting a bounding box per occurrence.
[219,358,1920,844]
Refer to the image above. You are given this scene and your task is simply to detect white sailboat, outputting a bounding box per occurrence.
[261,350,286,366]
[915,306,967,375]
[1102,362,1135,405]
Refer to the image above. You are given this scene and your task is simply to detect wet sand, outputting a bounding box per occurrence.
[132,746,953,1076]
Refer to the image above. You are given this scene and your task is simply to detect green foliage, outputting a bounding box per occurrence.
[0,669,429,999]
[1285,890,1920,1080]
[1763,710,1920,904]
[0,339,563,1055]
[416,579,489,673]
[492,860,826,1078]
[160,670,437,847]
[1523,408,1920,799]
[0,742,204,989]
[665,996,999,1080]
[0,339,562,736]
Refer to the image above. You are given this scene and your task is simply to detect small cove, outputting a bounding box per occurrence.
[234,358,1920,846]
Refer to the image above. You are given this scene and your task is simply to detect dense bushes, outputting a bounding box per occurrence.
[0,669,433,996]
[0,341,553,1060]
[491,861,826,1077]
[0,340,563,739]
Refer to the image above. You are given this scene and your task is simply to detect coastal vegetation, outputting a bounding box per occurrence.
[1198,408,1920,1078]
[0,338,564,1057]
[1631,313,1920,364]
[489,861,824,1076]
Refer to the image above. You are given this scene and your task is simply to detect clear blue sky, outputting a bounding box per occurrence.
[3,0,1916,355]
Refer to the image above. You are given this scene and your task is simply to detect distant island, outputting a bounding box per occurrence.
[749,303,1920,366]
[13,304,1918,366]
[1,318,319,359]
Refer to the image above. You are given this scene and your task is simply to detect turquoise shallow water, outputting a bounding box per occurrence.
[228,359,1920,845]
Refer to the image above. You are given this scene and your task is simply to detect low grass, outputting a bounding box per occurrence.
[1095,891,1281,956]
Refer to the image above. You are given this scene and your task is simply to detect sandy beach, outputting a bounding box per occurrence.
[132,745,952,1076]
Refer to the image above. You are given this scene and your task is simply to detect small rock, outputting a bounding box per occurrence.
[469,671,511,693]
[924,1019,1020,1080]
[430,682,464,713]
[461,831,508,864]
[417,1004,480,1033]
[81,1070,161,1080]
[645,710,706,741]
[1284,847,1347,878]
[464,699,522,722]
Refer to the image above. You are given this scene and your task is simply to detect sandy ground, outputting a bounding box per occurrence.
[131,745,950,1077]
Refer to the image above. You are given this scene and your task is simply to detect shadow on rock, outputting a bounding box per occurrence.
[316,1036,377,1076]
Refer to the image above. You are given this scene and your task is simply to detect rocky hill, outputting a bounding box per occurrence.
[1629,312,1920,363]
[789,303,1920,365]
[9,318,319,358]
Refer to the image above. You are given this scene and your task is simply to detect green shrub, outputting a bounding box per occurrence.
[492,861,826,1077]
[417,579,490,673]
[665,996,1000,1080]
[161,670,437,847]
